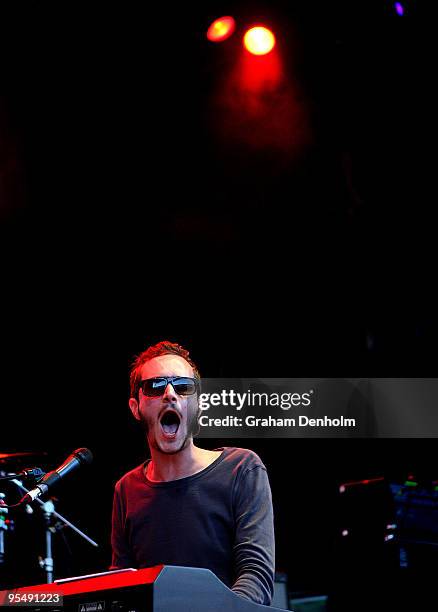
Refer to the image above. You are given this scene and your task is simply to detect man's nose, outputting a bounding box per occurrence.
[162,383,178,402]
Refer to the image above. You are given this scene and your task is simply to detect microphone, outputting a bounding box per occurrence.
[19,448,93,504]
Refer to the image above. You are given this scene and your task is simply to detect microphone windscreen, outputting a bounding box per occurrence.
[73,448,93,465]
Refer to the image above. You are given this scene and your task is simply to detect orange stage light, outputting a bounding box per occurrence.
[206,16,236,42]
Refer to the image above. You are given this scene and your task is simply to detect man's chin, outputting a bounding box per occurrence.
[149,432,190,455]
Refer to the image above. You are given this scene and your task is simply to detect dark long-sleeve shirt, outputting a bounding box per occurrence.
[111,447,275,605]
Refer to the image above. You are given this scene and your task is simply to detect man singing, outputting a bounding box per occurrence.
[111,341,275,605]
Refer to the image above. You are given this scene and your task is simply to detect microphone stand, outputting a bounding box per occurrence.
[0,493,8,566]
[10,478,99,584]
[40,499,55,584]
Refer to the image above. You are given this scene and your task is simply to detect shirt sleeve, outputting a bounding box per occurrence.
[231,465,275,605]
[110,481,135,569]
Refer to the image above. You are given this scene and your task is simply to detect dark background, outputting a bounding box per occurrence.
[1,1,436,608]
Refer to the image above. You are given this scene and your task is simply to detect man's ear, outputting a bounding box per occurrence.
[129,398,141,421]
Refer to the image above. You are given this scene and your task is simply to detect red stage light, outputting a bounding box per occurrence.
[206,16,236,42]
[243,26,276,55]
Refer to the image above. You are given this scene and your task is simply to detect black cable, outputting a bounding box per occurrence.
[0,469,45,482]
[0,501,23,509]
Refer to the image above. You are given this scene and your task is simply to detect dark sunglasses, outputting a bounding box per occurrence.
[139,376,199,397]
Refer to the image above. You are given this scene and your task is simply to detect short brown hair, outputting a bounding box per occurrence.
[129,340,200,399]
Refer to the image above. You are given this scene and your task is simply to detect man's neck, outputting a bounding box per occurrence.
[147,442,221,483]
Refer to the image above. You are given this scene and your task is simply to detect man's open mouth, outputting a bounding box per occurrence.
[159,410,181,437]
